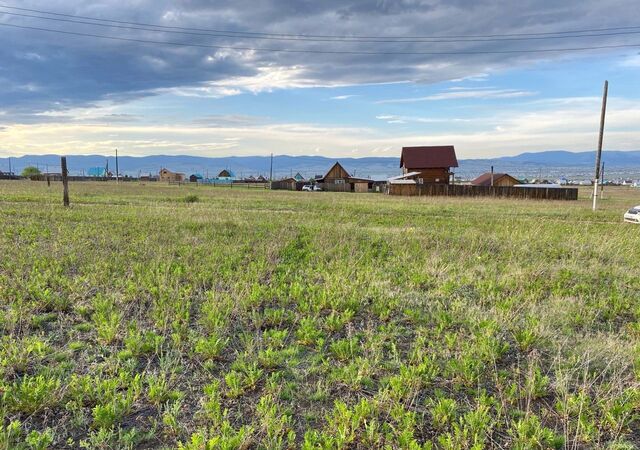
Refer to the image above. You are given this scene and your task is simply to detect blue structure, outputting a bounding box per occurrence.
[88,167,107,177]
[197,169,239,184]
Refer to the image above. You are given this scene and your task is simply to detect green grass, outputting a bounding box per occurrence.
[1,180,639,449]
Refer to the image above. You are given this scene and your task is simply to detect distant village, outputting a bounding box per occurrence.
[2,147,639,198]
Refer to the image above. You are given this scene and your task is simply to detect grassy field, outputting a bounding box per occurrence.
[1,180,639,449]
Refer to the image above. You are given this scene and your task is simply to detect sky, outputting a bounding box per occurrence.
[1,0,640,159]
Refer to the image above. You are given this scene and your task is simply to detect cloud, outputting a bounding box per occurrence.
[376,88,536,103]
[191,114,269,127]
[330,94,358,100]
[619,54,640,67]
[1,0,639,115]
[2,96,639,159]
[375,114,476,124]
[449,73,490,82]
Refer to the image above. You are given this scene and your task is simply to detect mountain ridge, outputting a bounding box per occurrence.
[2,150,639,180]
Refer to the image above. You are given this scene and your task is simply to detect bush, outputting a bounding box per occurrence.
[21,166,41,177]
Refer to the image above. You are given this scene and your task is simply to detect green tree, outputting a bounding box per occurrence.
[21,166,41,177]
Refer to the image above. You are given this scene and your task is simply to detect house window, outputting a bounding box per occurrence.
[335,179,345,184]
[418,178,424,184]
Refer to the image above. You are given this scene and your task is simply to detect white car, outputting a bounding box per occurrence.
[302,184,322,191]
[624,206,640,223]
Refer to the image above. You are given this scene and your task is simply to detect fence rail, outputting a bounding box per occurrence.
[196,181,269,189]
[388,183,578,200]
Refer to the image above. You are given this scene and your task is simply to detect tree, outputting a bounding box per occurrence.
[21,166,41,177]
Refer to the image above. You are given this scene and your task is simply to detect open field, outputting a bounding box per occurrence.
[1,180,639,449]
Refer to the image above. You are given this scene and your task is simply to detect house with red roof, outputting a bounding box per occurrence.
[399,146,458,184]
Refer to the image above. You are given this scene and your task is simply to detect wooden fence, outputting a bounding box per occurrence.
[388,183,578,200]
[210,182,269,189]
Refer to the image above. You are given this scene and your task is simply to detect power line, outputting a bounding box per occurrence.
[1,3,640,41]
[2,8,640,43]
[2,22,640,55]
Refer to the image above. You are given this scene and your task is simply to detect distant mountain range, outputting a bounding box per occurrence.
[2,150,640,180]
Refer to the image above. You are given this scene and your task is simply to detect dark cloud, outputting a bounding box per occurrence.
[0,0,638,115]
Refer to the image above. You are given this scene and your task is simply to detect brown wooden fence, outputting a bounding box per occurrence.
[388,183,578,200]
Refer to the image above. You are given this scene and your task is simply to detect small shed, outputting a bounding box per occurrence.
[272,177,298,190]
[470,172,520,187]
[189,174,203,183]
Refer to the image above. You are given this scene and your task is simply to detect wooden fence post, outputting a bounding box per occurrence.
[61,156,69,207]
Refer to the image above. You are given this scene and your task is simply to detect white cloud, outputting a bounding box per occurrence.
[376,88,536,104]
[375,114,476,124]
[449,73,490,82]
[164,66,319,98]
[330,95,358,100]
[619,54,640,67]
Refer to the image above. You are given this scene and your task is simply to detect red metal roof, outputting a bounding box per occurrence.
[470,172,520,186]
[400,146,458,169]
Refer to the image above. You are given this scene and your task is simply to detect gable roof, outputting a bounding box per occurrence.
[316,161,371,183]
[318,161,349,181]
[471,172,520,186]
[400,146,458,169]
[218,169,235,178]
[160,168,184,175]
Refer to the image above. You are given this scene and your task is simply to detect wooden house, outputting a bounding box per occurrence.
[316,162,371,193]
[470,172,520,187]
[159,168,185,182]
[400,146,458,184]
[217,169,235,179]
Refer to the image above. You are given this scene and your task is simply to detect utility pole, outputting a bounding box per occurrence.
[269,153,273,189]
[115,149,120,183]
[61,156,69,207]
[592,80,608,211]
[8,157,11,176]
[490,165,494,187]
